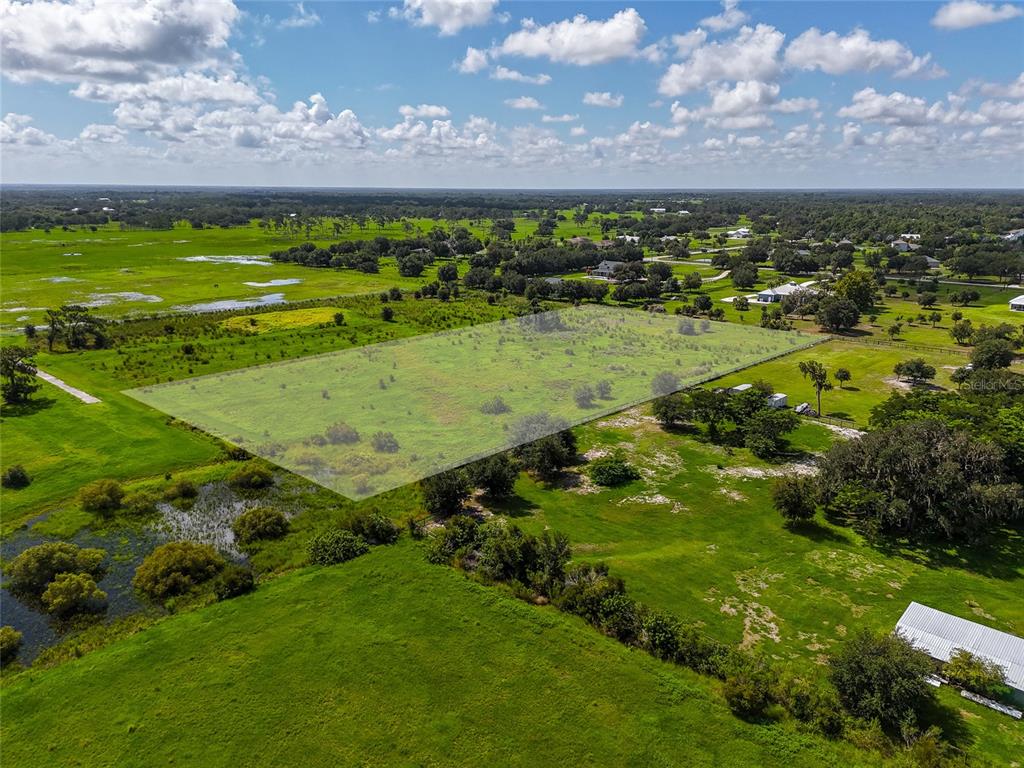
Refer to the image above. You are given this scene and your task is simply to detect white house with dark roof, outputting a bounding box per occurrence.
[591,260,626,280]
[756,281,817,303]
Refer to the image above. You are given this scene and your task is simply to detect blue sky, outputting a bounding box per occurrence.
[1,0,1022,187]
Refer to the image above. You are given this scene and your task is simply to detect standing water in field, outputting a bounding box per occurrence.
[173,293,287,312]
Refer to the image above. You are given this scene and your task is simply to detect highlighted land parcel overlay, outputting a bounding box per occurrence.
[125,305,820,500]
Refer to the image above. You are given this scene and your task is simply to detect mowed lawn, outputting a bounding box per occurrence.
[712,338,971,425]
[0,542,881,768]
[496,415,1024,765]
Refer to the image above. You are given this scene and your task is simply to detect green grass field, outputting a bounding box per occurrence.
[0,541,888,768]
[493,411,1024,765]
[0,294,528,530]
[124,305,817,499]
[3,216,1022,768]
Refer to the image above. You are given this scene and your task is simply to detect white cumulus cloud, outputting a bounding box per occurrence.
[0,0,239,83]
[491,66,551,85]
[700,0,749,32]
[932,1,1023,30]
[399,104,451,118]
[504,96,543,109]
[390,0,499,36]
[280,3,321,29]
[785,28,945,79]
[496,8,649,66]
[583,91,624,108]
[658,24,784,96]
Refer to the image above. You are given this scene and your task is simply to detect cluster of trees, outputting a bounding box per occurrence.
[816,419,1022,541]
[35,304,108,352]
[5,542,108,618]
[652,383,799,458]
[426,514,959,757]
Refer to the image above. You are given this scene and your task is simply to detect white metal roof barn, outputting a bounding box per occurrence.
[895,602,1024,695]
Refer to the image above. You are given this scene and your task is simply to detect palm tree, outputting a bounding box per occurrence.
[798,360,832,415]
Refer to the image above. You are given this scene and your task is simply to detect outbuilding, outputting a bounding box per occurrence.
[767,393,788,409]
[895,602,1024,703]
[1009,295,1024,312]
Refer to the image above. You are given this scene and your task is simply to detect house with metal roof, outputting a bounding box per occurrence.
[1009,295,1024,312]
[895,602,1024,702]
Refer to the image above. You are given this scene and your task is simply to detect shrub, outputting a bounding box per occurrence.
[228,464,274,490]
[422,468,471,516]
[380,305,394,321]
[307,530,369,566]
[944,648,1010,698]
[639,610,680,661]
[1,465,31,489]
[214,564,255,600]
[573,384,595,408]
[829,628,934,729]
[772,475,817,524]
[0,626,23,666]
[324,421,360,444]
[724,655,776,718]
[346,511,400,544]
[425,515,480,565]
[479,396,511,415]
[41,572,108,617]
[232,507,289,546]
[676,624,734,678]
[371,431,400,453]
[79,479,124,514]
[122,490,160,516]
[588,455,640,486]
[6,542,106,597]
[163,479,198,502]
[132,541,225,600]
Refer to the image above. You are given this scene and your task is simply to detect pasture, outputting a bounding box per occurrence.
[0,541,886,768]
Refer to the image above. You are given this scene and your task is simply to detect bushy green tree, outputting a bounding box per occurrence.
[6,542,106,597]
[466,454,519,497]
[422,468,471,515]
[744,409,799,458]
[772,475,817,524]
[944,649,1010,698]
[724,655,776,719]
[307,530,369,566]
[214,564,256,600]
[971,338,1014,370]
[0,346,40,404]
[0,626,23,667]
[231,507,289,546]
[829,628,934,730]
[133,541,225,600]
[345,511,400,544]
[79,479,124,514]
[227,464,274,490]
[1,465,31,489]
[652,392,692,427]
[588,455,641,486]
[41,572,108,617]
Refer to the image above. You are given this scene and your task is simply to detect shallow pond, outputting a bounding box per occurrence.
[0,481,265,664]
[173,293,287,312]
